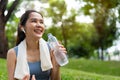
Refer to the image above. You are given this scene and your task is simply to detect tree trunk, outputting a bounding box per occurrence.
[0,16,8,58]
[0,28,8,58]
[0,0,20,58]
[61,23,67,49]
[98,47,104,60]
[101,48,104,60]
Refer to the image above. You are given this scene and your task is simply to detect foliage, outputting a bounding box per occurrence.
[0,0,21,58]
[6,0,23,48]
[4,0,98,58]
[43,26,62,40]
[43,0,97,58]
[44,0,69,49]
[44,21,96,58]
[45,0,67,23]
[5,0,120,59]
[117,0,120,23]
[6,16,19,48]
[66,22,96,58]
[78,0,120,60]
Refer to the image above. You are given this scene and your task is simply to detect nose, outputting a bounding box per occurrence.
[36,22,42,28]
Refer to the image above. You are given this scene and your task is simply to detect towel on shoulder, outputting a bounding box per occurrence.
[14,38,53,80]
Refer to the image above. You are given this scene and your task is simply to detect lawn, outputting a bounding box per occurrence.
[63,58,120,76]
[61,58,120,80]
[0,58,120,80]
[61,68,120,80]
[0,58,8,80]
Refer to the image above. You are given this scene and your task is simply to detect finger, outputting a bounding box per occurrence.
[22,74,30,80]
[59,47,67,54]
[50,50,55,61]
[59,47,66,50]
[50,49,54,53]
[58,44,64,48]
[32,75,36,80]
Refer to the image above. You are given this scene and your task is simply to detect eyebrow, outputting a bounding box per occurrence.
[30,18,43,21]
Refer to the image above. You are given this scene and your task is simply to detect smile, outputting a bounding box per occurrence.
[34,29,43,34]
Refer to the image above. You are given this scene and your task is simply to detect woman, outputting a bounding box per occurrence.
[7,10,67,80]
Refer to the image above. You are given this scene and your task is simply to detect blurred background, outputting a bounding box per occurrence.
[0,0,120,80]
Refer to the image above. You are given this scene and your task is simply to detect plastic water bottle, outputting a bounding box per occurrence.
[47,33,68,66]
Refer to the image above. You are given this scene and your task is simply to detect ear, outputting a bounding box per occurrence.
[19,25,25,33]
[21,28,25,33]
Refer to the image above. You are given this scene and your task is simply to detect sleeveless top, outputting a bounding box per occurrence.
[14,46,51,80]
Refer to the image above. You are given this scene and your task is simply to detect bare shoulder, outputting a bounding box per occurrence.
[7,48,16,56]
[7,48,17,79]
[7,48,16,60]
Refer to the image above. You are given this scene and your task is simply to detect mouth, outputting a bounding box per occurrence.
[34,29,43,34]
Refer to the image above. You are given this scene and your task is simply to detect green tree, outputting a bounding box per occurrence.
[68,22,96,58]
[0,0,21,58]
[6,15,19,48]
[79,0,120,60]
[4,0,103,58]
[44,0,68,48]
[43,0,97,58]
[118,1,120,22]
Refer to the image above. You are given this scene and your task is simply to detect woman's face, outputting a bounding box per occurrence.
[24,12,45,39]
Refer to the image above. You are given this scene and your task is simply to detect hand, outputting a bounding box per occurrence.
[22,75,30,80]
[51,44,67,67]
[58,44,67,54]
[31,75,36,80]
[50,50,60,80]
[50,45,65,80]
[22,75,36,80]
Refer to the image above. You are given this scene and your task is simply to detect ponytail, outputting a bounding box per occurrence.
[16,25,25,45]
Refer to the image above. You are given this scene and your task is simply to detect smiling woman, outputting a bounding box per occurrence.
[16,10,44,45]
[6,10,67,80]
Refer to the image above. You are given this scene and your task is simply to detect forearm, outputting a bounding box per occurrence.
[50,66,61,80]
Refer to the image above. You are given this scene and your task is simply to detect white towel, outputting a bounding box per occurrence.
[14,38,53,80]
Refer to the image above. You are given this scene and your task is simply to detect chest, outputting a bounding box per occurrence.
[28,61,51,79]
[14,46,51,79]
[27,50,40,62]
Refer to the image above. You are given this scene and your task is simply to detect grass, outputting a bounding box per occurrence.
[63,58,120,77]
[61,68,120,80]
[0,58,8,80]
[0,58,120,80]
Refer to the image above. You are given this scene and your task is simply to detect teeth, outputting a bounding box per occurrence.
[35,29,42,34]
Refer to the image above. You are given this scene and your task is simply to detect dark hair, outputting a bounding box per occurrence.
[16,10,43,45]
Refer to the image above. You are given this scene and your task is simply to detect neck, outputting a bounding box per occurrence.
[25,37,40,50]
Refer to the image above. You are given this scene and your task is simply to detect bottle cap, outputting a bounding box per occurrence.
[47,33,52,37]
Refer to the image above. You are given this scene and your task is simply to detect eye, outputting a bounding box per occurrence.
[31,20,37,23]
[40,21,44,24]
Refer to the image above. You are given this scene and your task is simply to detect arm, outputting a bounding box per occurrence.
[7,48,17,80]
[50,44,67,80]
[50,50,61,80]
